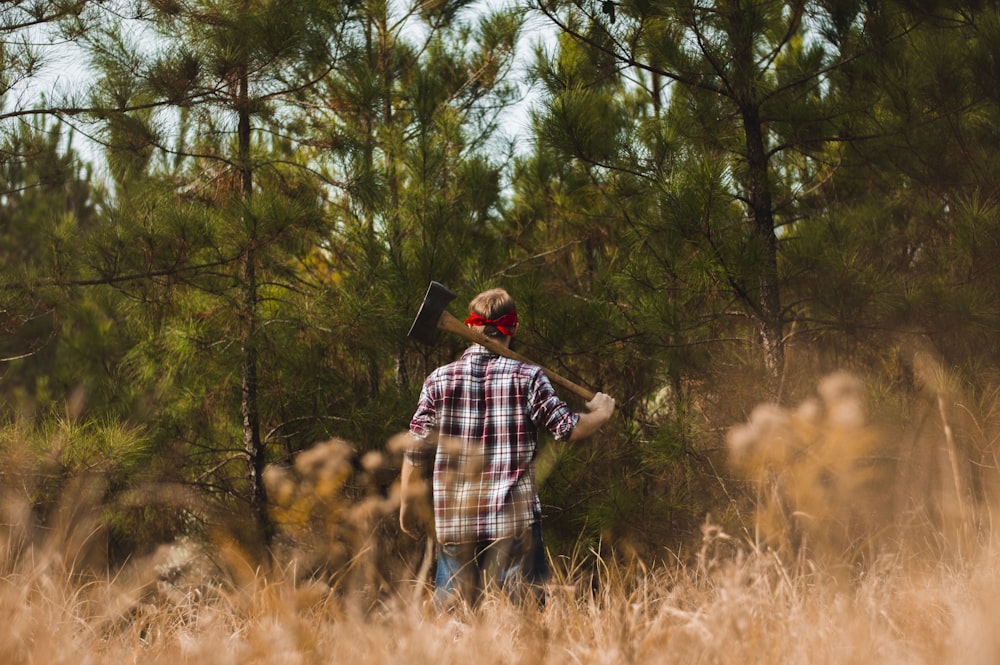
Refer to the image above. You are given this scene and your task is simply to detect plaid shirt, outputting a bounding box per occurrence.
[407,345,579,545]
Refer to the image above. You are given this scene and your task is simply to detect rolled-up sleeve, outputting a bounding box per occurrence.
[405,381,437,466]
[528,370,580,441]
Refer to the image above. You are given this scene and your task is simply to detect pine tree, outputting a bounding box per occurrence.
[0,121,100,411]
[785,3,1000,381]
[526,0,917,397]
[81,0,347,550]
[75,0,525,554]
[297,0,523,419]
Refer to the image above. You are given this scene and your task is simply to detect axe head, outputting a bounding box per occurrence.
[408,281,457,345]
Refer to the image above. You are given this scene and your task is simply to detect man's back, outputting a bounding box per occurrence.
[400,286,614,608]
[409,345,578,544]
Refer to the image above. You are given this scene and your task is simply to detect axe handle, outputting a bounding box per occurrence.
[437,311,596,401]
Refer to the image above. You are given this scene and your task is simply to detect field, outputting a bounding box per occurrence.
[2,371,998,664]
[2,528,997,664]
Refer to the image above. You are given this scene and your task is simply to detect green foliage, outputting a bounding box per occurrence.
[506,0,1000,554]
[7,0,1000,571]
[0,412,180,560]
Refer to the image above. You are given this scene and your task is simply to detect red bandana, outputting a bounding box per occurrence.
[464,310,519,336]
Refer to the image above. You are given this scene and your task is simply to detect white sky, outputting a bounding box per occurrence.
[11,1,558,172]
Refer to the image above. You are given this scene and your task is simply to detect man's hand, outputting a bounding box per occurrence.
[586,392,615,417]
[399,500,421,539]
[399,457,431,539]
[569,391,616,441]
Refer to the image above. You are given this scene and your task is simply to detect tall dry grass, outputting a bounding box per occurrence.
[2,368,1000,664]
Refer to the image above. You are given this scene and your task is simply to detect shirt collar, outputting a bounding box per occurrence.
[463,344,499,359]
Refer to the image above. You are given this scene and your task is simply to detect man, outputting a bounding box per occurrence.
[399,287,615,608]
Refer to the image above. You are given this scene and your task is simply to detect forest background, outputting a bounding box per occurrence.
[3,0,1000,594]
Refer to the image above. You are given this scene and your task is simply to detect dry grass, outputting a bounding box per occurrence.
[3,370,1000,664]
[3,530,999,665]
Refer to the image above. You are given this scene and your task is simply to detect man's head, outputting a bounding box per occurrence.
[466,288,518,338]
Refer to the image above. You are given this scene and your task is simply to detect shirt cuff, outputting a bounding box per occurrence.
[404,431,433,466]
[553,412,581,441]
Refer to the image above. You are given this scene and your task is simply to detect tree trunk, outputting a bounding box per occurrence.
[729,0,784,393]
[741,102,784,392]
[237,67,272,548]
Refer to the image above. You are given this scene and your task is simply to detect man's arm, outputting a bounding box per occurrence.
[568,392,616,441]
[399,430,437,539]
[399,457,425,538]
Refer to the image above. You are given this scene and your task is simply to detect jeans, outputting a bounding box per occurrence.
[434,522,548,609]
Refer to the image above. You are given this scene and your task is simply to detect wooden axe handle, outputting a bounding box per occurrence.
[438,311,596,401]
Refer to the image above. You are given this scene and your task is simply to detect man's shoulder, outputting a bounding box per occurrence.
[426,351,483,379]
[496,355,543,376]
[427,358,466,379]
[490,357,552,393]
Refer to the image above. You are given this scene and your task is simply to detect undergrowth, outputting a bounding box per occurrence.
[1,369,998,664]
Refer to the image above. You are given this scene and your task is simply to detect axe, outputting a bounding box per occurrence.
[408,281,596,401]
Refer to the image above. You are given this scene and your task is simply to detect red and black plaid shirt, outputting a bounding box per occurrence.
[407,345,579,545]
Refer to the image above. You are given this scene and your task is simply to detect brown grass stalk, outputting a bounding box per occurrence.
[3,372,1000,662]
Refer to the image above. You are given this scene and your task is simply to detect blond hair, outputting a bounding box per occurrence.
[468,288,516,338]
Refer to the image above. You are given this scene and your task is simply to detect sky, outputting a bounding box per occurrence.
[13,0,559,172]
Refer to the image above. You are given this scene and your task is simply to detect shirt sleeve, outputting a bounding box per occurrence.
[527,369,580,441]
[405,380,437,467]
